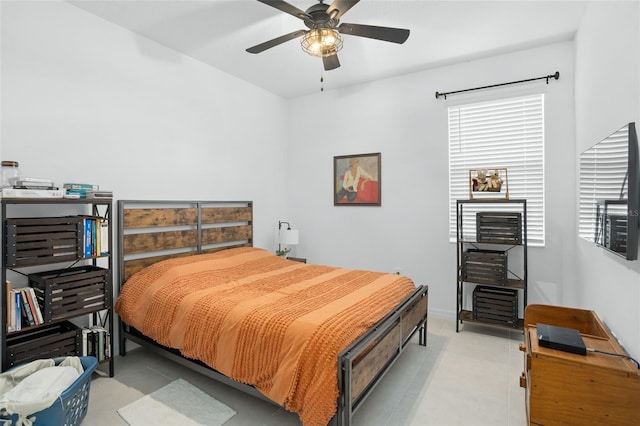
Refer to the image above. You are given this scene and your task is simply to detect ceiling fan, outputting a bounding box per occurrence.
[246,0,410,71]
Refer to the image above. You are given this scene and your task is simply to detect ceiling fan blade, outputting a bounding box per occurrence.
[257,0,311,20]
[338,23,410,44]
[326,0,360,19]
[323,53,341,71]
[246,30,307,54]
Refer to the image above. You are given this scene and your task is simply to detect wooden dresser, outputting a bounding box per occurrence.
[520,304,640,425]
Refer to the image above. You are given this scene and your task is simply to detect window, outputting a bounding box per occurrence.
[448,94,545,246]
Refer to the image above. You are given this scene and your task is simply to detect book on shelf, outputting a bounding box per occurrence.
[82,328,90,356]
[64,190,88,199]
[6,281,14,333]
[85,190,113,199]
[82,326,110,360]
[84,217,93,258]
[15,177,53,185]
[9,287,44,328]
[104,329,111,359]
[12,185,59,190]
[28,287,44,325]
[9,291,16,332]
[1,188,64,198]
[13,177,55,189]
[14,291,21,331]
[19,289,35,327]
[12,287,44,331]
[63,183,99,191]
[63,183,100,199]
[96,326,106,361]
[80,216,109,257]
[23,288,40,326]
[100,219,109,255]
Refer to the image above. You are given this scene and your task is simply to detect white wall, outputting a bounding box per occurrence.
[574,1,640,358]
[287,42,576,319]
[0,0,290,249]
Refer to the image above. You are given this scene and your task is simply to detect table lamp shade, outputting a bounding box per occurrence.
[280,229,299,245]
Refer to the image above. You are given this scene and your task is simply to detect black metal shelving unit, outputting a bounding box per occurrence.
[456,199,528,332]
[1,197,114,376]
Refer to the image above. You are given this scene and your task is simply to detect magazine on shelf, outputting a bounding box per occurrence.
[12,185,59,190]
[13,177,54,187]
[15,177,53,185]
[1,188,64,198]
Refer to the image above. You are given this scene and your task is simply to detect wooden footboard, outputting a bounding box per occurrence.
[119,286,428,426]
[117,200,428,426]
[337,285,428,426]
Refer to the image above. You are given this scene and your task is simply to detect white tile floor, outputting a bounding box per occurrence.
[84,316,527,426]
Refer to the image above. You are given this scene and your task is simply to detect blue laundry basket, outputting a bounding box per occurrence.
[1,356,98,426]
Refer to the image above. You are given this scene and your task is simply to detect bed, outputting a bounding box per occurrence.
[115,200,428,426]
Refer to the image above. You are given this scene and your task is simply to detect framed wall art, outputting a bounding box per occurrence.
[468,168,509,200]
[334,153,381,206]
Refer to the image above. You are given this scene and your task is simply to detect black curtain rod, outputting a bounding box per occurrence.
[435,71,560,100]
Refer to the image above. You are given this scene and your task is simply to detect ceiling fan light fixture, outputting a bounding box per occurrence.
[301,28,343,57]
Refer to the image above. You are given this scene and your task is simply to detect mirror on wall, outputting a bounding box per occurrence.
[579,122,639,261]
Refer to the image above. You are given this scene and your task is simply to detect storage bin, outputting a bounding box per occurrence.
[476,212,522,243]
[29,266,111,323]
[5,217,83,267]
[6,322,81,368]
[461,249,507,285]
[472,286,518,327]
[0,356,98,426]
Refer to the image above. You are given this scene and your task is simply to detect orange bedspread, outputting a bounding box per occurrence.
[115,247,416,426]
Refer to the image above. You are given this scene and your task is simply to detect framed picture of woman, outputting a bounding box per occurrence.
[334,153,381,206]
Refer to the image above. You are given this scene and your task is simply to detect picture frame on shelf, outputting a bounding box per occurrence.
[334,152,381,206]
[468,168,509,200]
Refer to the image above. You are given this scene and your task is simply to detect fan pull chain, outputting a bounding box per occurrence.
[320,64,324,92]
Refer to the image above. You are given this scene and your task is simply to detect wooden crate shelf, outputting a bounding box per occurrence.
[461,249,508,285]
[473,286,518,328]
[459,309,524,330]
[6,321,81,368]
[476,211,522,244]
[5,217,83,267]
[29,265,111,323]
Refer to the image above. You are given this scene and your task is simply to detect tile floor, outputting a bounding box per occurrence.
[84,316,527,426]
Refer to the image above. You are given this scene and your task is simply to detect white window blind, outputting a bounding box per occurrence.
[578,125,629,244]
[448,94,545,246]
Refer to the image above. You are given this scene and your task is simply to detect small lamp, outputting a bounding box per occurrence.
[278,220,299,256]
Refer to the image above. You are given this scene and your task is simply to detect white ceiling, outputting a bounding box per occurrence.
[68,0,588,99]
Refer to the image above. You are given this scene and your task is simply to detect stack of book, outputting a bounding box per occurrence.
[63,183,100,199]
[1,177,64,198]
[82,326,110,361]
[82,216,110,257]
[6,281,44,332]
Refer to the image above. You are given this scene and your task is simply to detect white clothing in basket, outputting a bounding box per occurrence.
[0,357,83,426]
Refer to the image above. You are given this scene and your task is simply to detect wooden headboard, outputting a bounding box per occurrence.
[117,200,253,284]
